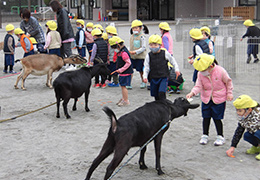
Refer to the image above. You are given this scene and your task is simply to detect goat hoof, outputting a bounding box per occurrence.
[66,115,71,119]
[56,115,60,118]
[72,107,77,111]
[139,164,148,170]
[14,86,19,89]
[157,169,165,175]
[85,108,90,112]
[22,88,26,90]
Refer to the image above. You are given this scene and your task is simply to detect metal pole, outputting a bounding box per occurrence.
[28,0,31,11]
[0,1,2,29]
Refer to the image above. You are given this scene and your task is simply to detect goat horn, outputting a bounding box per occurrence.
[76,54,87,62]
[94,57,104,64]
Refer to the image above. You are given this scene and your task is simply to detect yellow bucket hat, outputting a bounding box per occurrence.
[91,28,102,36]
[46,20,57,31]
[6,24,14,32]
[189,28,203,40]
[233,95,258,109]
[76,19,85,26]
[200,26,211,35]
[149,34,162,45]
[86,22,94,28]
[109,36,124,46]
[243,19,255,26]
[159,22,171,31]
[105,25,118,35]
[14,28,25,35]
[93,24,104,31]
[131,19,143,28]
[29,37,37,44]
[102,33,108,40]
[193,53,215,71]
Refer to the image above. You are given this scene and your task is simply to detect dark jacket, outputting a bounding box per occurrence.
[148,50,169,79]
[56,8,74,41]
[242,26,260,44]
[75,28,86,46]
[4,34,15,53]
[193,40,210,58]
[117,46,133,74]
[94,38,108,63]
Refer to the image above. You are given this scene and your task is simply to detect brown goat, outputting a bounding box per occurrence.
[14,54,87,90]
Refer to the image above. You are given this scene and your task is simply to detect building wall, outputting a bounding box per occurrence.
[175,0,206,18]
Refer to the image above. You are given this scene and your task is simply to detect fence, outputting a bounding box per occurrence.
[178,20,260,77]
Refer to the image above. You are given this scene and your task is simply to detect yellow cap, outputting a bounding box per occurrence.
[243,19,255,26]
[14,28,25,35]
[189,28,203,40]
[102,33,108,40]
[200,26,211,35]
[233,95,258,109]
[105,25,117,35]
[29,37,37,44]
[6,24,14,32]
[131,19,143,28]
[109,36,124,46]
[76,19,85,26]
[93,24,104,31]
[86,22,94,28]
[149,34,162,45]
[159,22,171,31]
[91,28,102,36]
[46,20,57,31]
[193,53,215,71]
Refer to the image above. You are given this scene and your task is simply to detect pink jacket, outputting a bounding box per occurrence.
[85,31,94,44]
[191,65,233,104]
[161,32,173,55]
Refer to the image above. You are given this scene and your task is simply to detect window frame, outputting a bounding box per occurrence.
[239,0,257,6]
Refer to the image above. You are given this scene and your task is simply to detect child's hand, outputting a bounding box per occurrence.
[227,95,233,101]
[143,78,148,83]
[175,71,180,79]
[111,70,119,75]
[186,92,194,99]
[188,59,194,64]
[129,51,136,55]
[188,55,193,59]
[226,147,235,158]
[240,38,243,41]
[72,47,77,49]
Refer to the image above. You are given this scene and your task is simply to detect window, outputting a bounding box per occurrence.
[239,0,257,6]
[71,0,78,8]
[93,0,101,8]
[112,0,128,9]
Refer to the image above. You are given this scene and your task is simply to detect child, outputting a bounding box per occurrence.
[44,20,61,56]
[105,25,119,87]
[186,53,233,146]
[159,22,173,55]
[143,34,180,101]
[226,95,260,160]
[90,28,108,88]
[200,26,215,56]
[14,28,34,57]
[188,28,210,83]
[241,19,260,64]
[3,24,16,74]
[93,24,104,33]
[85,22,94,57]
[75,19,87,58]
[29,37,38,53]
[109,36,133,106]
[129,19,149,89]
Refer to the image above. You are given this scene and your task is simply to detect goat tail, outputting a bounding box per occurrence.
[103,106,118,133]
[15,59,21,63]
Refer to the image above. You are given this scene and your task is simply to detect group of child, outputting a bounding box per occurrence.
[186,20,260,161]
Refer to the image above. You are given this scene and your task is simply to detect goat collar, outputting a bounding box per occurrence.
[62,58,66,66]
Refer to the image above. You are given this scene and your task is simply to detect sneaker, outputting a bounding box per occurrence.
[118,99,130,106]
[255,153,260,160]
[66,65,77,71]
[94,83,100,88]
[140,82,146,89]
[169,89,174,94]
[147,85,150,90]
[214,135,225,146]
[176,89,181,94]
[253,58,259,63]
[3,70,7,73]
[247,57,251,64]
[101,84,106,88]
[9,70,17,74]
[199,135,208,145]
[246,146,260,154]
[126,85,132,90]
[108,82,119,87]
[105,80,111,84]
[116,98,123,105]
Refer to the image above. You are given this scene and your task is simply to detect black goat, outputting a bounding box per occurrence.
[85,97,199,180]
[53,63,110,119]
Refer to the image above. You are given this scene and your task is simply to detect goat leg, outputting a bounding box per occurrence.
[56,97,61,118]
[14,71,23,89]
[84,90,90,112]
[85,137,115,180]
[154,134,165,175]
[139,146,148,170]
[21,71,31,90]
[46,70,53,88]
[62,98,71,119]
[72,98,78,111]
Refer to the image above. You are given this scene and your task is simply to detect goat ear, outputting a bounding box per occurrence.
[189,104,200,109]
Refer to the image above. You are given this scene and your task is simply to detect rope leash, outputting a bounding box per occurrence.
[0,102,57,123]
[108,119,172,180]
[0,72,20,79]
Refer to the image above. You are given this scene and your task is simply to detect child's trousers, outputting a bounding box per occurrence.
[244,130,260,147]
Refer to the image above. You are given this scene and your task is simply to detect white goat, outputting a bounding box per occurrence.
[14,54,87,90]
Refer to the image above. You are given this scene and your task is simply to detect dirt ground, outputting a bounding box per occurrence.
[1,21,260,180]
